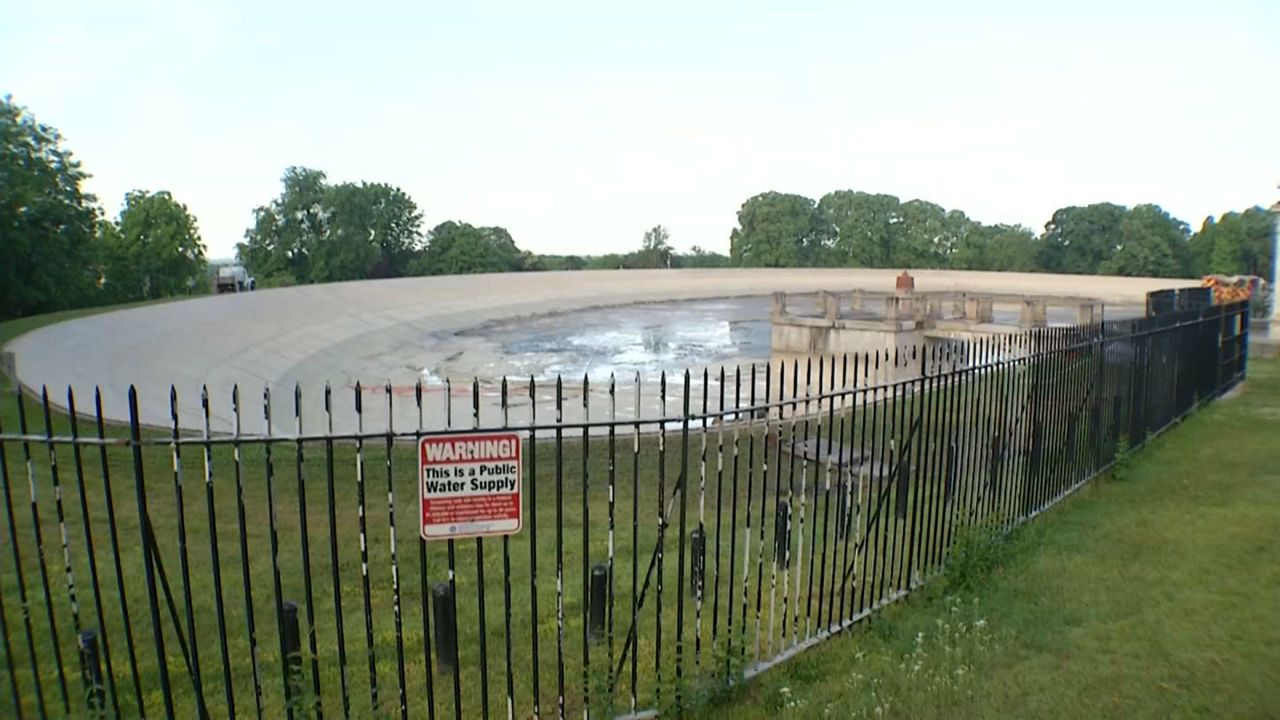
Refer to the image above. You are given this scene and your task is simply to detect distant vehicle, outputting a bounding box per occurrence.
[214,264,256,294]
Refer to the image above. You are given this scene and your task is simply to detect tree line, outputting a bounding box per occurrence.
[2,95,1273,321]
[2,98,209,319]
[0,93,728,320]
[238,171,730,286]
[729,190,1274,279]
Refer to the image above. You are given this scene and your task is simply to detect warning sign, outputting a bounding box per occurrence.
[419,432,522,541]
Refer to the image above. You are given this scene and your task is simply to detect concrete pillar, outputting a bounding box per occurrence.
[850,289,864,311]
[1076,303,1099,325]
[965,297,994,323]
[1020,299,1047,328]
[821,291,839,322]
[885,295,902,321]
[772,291,787,318]
[911,296,928,321]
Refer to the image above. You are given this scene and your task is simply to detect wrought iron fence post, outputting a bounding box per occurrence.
[589,564,607,642]
[432,582,458,676]
[128,386,175,718]
[691,527,706,601]
[79,629,105,718]
[282,601,303,715]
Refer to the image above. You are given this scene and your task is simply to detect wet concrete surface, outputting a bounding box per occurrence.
[425,295,1143,386]
[436,296,777,383]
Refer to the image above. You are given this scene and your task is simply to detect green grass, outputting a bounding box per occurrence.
[0,354,1037,717]
[0,306,1242,719]
[701,358,1280,719]
[0,377,931,719]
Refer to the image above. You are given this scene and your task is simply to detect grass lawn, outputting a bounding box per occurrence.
[0,306,1082,719]
[1,305,1262,719]
[0,359,963,719]
[700,357,1280,719]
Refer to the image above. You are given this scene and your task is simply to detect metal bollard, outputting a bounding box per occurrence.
[989,435,1003,498]
[842,474,860,540]
[432,582,458,675]
[588,564,607,642]
[79,629,106,717]
[690,528,706,600]
[1030,420,1043,476]
[895,460,911,519]
[834,480,847,541]
[1111,395,1124,450]
[847,477,859,538]
[945,443,957,503]
[774,500,790,558]
[282,601,303,707]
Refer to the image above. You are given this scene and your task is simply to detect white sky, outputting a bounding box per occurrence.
[2,0,1277,259]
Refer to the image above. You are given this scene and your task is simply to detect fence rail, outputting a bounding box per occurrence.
[0,301,1249,719]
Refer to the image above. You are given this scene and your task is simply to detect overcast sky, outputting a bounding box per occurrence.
[3,0,1277,259]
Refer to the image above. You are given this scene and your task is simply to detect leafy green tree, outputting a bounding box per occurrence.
[238,168,422,284]
[101,190,207,301]
[1188,218,1220,277]
[0,96,101,318]
[314,182,422,281]
[677,245,731,268]
[517,250,547,271]
[306,181,375,283]
[940,209,981,265]
[1191,207,1274,281]
[730,192,830,266]
[239,166,329,284]
[819,190,902,267]
[951,224,1040,271]
[895,199,952,268]
[1037,203,1127,274]
[1099,204,1189,277]
[585,253,626,270]
[731,190,1215,278]
[532,254,587,271]
[1100,237,1175,277]
[1208,211,1263,277]
[820,192,983,269]
[636,225,673,268]
[985,226,1040,271]
[413,221,521,275]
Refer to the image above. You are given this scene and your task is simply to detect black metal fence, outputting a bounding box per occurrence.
[0,302,1250,719]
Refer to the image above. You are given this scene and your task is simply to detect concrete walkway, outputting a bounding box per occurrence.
[7,269,1196,434]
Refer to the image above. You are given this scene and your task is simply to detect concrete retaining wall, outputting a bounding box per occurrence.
[6,268,1196,433]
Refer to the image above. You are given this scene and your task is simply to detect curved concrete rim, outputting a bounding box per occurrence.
[8,268,1196,433]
